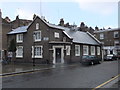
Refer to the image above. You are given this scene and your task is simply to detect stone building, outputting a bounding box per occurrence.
[0,10,32,60]
[7,16,102,64]
[94,28,120,56]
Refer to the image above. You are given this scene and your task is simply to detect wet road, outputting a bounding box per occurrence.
[2,61,118,88]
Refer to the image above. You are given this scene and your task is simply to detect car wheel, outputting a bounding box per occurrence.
[98,61,101,64]
[91,62,94,65]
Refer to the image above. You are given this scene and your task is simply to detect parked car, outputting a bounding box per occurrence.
[104,54,118,61]
[81,55,101,65]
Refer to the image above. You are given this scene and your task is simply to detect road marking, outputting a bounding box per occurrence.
[0,64,79,78]
[92,74,120,90]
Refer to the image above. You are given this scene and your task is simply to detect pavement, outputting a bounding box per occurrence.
[1,61,120,89]
[99,76,119,89]
[1,62,75,76]
[110,80,119,88]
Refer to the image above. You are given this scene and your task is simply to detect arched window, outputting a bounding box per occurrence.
[36,23,39,30]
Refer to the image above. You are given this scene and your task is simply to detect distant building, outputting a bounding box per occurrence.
[94,28,120,56]
[0,10,32,60]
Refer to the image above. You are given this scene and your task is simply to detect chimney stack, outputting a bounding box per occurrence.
[16,15,19,20]
[65,22,70,27]
[80,22,85,27]
[59,18,64,26]
[4,16,11,22]
[33,14,36,20]
[95,26,99,31]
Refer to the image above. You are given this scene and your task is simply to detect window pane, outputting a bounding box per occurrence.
[97,47,100,55]
[83,45,88,55]
[36,23,39,30]
[17,34,23,42]
[16,46,23,57]
[75,45,80,56]
[114,32,119,38]
[33,46,42,57]
[55,32,59,38]
[34,31,41,41]
[100,33,104,39]
[91,46,95,55]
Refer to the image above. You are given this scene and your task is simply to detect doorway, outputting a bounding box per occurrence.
[55,48,61,63]
[53,46,64,64]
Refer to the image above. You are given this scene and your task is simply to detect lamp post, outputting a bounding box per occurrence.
[33,33,36,66]
[101,42,104,62]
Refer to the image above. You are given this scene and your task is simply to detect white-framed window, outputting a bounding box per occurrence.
[114,31,119,38]
[83,45,89,55]
[91,46,95,55]
[16,46,23,58]
[32,45,43,58]
[66,45,70,55]
[54,32,59,38]
[34,31,41,42]
[75,45,80,56]
[16,34,23,43]
[100,33,104,40]
[36,23,39,30]
[114,40,119,45]
[97,47,100,55]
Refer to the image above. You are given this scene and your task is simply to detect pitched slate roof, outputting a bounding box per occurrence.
[41,17,100,45]
[7,25,28,34]
[64,29,100,45]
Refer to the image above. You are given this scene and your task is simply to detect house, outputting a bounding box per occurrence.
[94,28,120,56]
[7,16,102,64]
[0,9,32,60]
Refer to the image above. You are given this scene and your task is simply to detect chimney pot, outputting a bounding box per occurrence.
[16,15,19,20]
[59,18,64,26]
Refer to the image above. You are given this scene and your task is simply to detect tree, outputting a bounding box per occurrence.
[8,39,16,52]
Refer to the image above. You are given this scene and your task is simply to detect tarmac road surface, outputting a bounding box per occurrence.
[2,61,118,88]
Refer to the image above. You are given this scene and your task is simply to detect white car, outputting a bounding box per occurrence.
[106,54,113,60]
[104,54,118,61]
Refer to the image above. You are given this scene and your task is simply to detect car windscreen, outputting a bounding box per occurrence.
[82,56,95,59]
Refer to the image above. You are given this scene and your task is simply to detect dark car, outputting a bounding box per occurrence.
[81,55,101,65]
